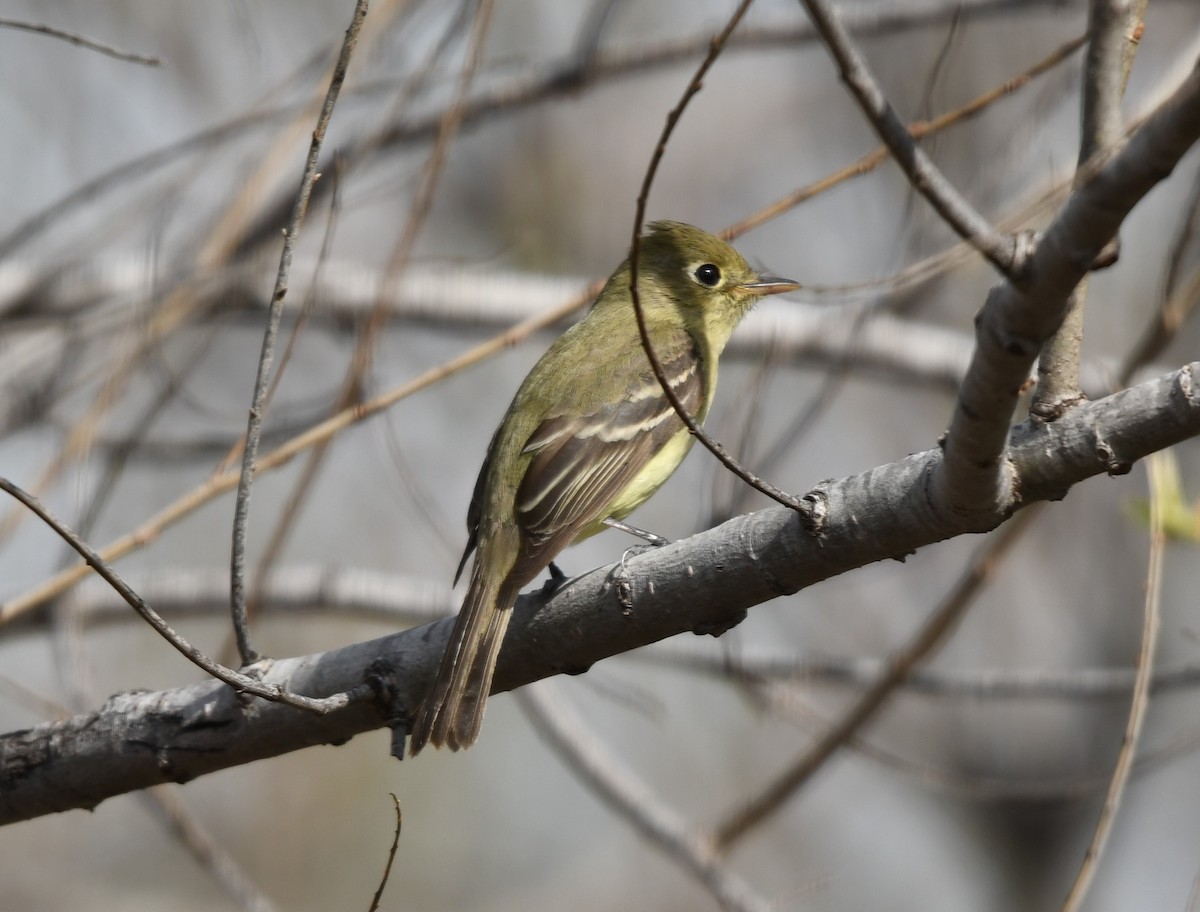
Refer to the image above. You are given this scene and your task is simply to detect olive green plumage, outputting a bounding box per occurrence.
[409,221,798,753]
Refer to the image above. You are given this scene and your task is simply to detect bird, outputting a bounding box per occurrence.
[408,220,798,754]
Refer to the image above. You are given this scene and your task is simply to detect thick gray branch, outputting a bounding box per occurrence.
[934,57,1200,526]
[1,361,1197,826]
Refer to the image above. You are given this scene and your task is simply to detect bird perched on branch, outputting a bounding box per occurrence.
[409,220,798,754]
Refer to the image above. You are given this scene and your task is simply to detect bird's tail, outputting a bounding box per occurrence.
[409,534,521,754]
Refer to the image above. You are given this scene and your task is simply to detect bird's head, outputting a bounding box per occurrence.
[632,220,799,349]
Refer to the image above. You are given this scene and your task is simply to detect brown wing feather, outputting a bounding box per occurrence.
[453,423,503,585]
[512,342,703,571]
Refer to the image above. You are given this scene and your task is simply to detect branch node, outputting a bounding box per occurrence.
[799,486,829,538]
[1091,236,1121,270]
[1009,229,1041,287]
[995,327,1042,359]
[693,608,747,638]
[363,659,410,760]
[1095,434,1132,476]
[1029,391,1088,422]
[1176,363,1198,403]
[152,746,193,785]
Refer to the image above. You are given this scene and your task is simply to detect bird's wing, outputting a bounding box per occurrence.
[514,340,703,554]
[453,423,502,585]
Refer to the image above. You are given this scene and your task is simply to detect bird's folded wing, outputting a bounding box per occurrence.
[515,342,703,547]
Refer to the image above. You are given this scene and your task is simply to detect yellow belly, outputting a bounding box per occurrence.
[572,427,695,542]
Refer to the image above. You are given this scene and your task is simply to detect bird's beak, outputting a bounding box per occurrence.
[740,274,801,297]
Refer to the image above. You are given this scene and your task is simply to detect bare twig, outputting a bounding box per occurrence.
[795,0,1019,277]
[519,683,773,912]
[1059,449,1163,912]
[229,0,370,664]
[246,0,496,639]
[724,32,1087,240]
[0,16,161,66]
[0,477,361,714]
[367,794,403,912]
[241,168,347,645]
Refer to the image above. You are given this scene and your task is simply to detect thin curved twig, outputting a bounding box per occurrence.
[367,794,404,912]
[628,0,809,514]
[0,476,361,714]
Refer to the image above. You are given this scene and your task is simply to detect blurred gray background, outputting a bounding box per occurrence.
[2,1,1200,909]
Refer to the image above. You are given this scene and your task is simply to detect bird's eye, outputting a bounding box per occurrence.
[694,263,721,287]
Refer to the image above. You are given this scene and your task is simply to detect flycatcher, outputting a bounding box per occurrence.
[409,221,798,753]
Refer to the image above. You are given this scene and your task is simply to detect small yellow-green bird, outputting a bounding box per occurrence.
[409,221,798,753]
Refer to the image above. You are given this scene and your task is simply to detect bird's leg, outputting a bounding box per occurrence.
[602,517,671,547]
[541,560,570,596]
